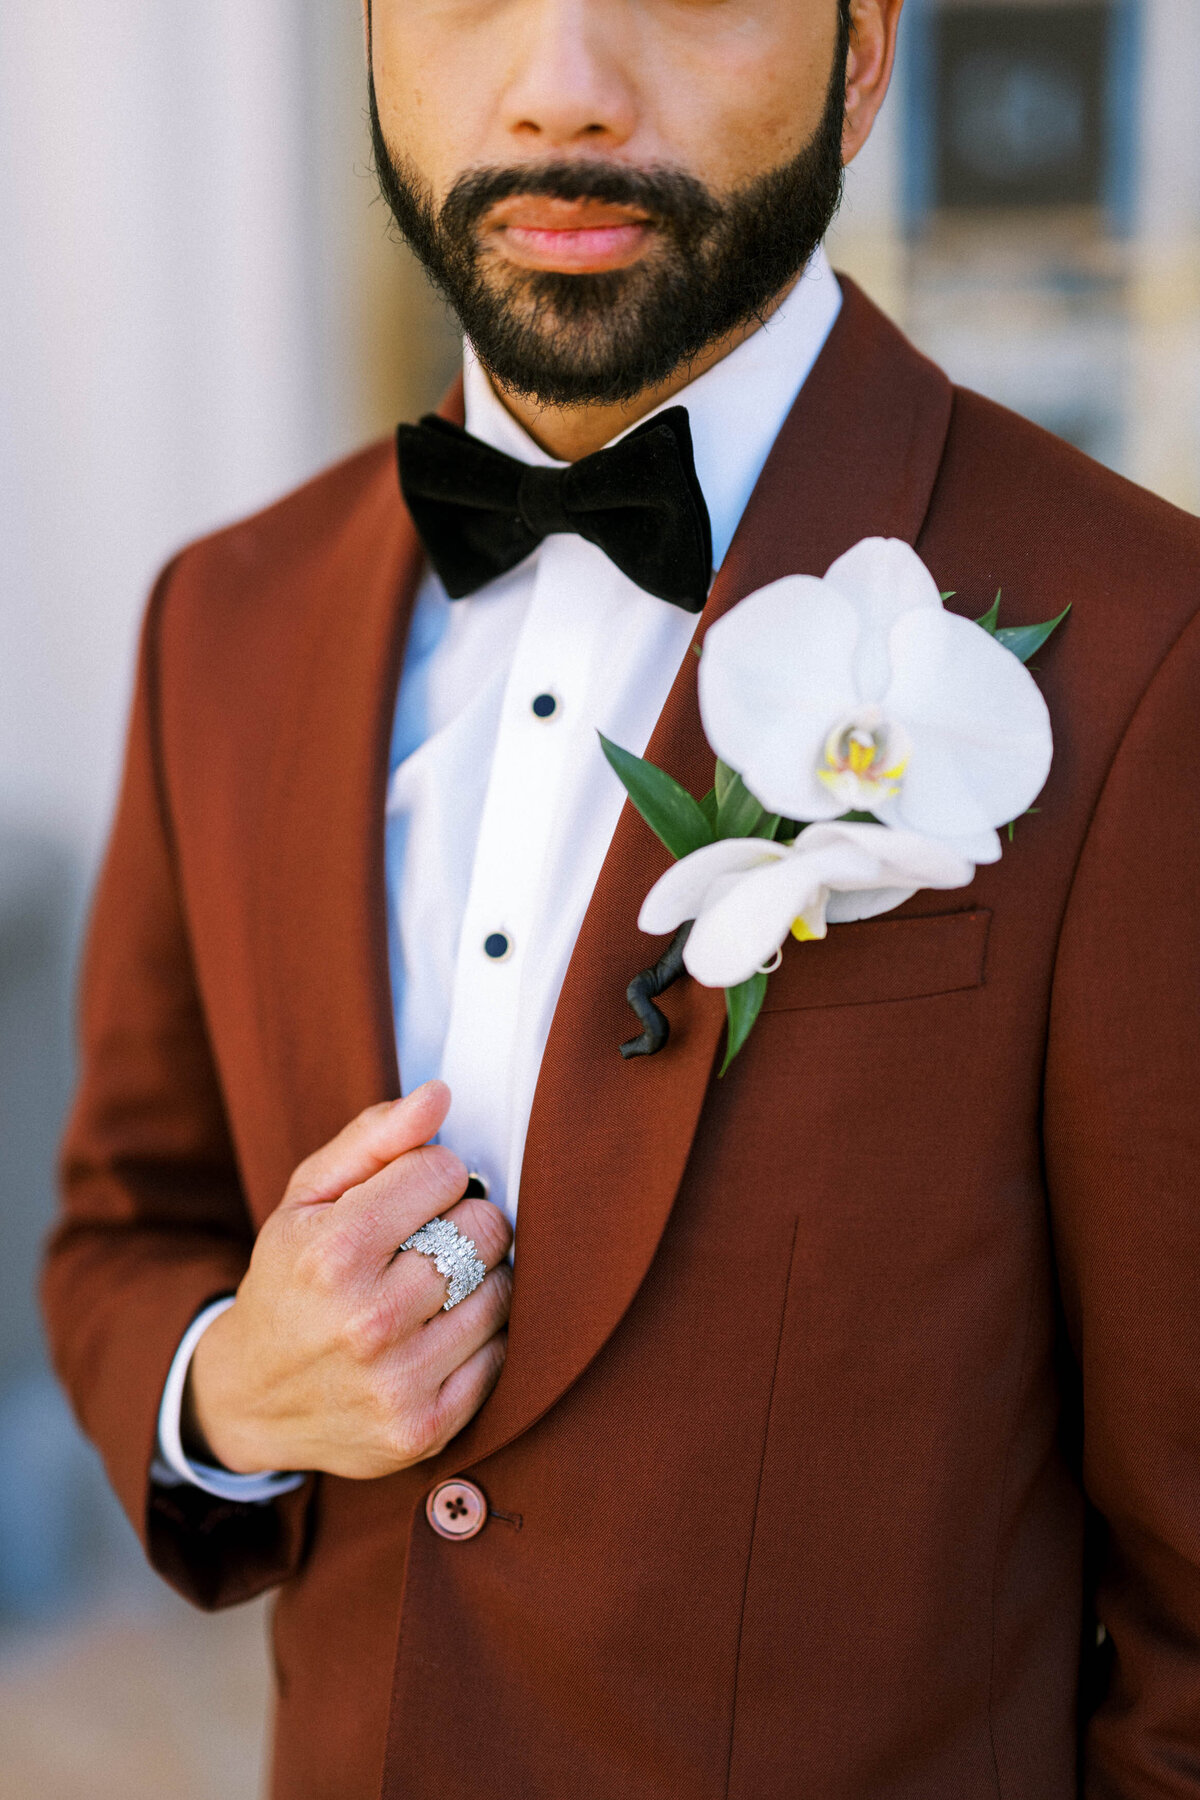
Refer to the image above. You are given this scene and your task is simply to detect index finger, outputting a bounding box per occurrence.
[285,1080,453,1207]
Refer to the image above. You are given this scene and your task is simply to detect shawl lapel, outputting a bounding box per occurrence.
[248,394,465,1185]
[448,280,955,1471]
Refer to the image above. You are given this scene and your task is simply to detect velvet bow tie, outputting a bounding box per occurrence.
[395,404,713,612]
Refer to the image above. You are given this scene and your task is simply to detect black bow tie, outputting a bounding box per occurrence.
[395,405,713,612]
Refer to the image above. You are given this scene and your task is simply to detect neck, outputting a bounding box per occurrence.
[484,276,799,463]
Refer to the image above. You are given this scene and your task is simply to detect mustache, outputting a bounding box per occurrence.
[366,35,848,409]
[439,161,723,247]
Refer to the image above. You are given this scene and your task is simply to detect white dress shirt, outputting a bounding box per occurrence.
[154,250,842,1499]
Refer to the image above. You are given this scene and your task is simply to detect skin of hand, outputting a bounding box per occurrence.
[184,1081,513,1479]
[366,0,905,460]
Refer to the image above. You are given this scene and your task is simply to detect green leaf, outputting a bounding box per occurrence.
[698,787,719,830]
[716,769,764,838]
[995,605,1071,664]
[941,590,957,602]
[720,971,769,1075]
[598,733,714,860]
[713,760,781,841]
[974,590,1002,635]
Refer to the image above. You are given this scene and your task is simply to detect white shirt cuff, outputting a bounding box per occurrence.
[152,1295,306,1503]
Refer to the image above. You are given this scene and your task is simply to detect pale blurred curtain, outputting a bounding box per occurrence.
[0,0,331,857]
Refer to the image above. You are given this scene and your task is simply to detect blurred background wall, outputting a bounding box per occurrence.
[835,0,1200,509]
[0,1,1197,1793]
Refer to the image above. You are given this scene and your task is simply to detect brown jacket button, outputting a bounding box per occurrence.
[426,1479,488,1540]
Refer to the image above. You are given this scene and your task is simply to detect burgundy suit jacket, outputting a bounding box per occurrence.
[46,282,1200,1797]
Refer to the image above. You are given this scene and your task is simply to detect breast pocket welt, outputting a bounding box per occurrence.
[759,908,992,1014]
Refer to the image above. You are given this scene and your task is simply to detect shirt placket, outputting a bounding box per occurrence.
[437,536,610,1223]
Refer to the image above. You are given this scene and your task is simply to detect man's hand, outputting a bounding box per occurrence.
[184,1081,512,1479]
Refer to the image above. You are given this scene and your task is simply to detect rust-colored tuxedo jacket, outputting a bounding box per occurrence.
[46,283,1200,1797]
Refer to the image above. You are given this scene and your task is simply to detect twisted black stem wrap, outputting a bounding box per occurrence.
[619,922,694,1059]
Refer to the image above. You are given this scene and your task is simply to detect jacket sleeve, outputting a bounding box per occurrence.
[42,564,314,1610]
[1045,607,1200,1794]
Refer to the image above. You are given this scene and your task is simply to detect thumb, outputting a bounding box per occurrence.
[284,1080,453,1207]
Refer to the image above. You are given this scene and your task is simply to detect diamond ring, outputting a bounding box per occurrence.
[400,1217,487,1311]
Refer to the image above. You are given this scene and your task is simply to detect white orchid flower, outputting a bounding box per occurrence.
[638,821,974,990]
[698,537,1053,863]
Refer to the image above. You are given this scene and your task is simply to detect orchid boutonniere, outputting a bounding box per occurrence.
[601,538,1067,1072]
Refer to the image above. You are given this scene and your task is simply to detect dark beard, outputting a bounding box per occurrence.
[368,51,848,407]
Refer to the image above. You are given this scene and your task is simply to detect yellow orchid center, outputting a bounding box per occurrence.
[817,707,910,811]
[790,915,820,942]
[847,734,879,775]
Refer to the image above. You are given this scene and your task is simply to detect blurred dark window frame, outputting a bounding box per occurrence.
[900,0,1142,234]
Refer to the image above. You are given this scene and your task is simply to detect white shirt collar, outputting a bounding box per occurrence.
[461,246,842,572]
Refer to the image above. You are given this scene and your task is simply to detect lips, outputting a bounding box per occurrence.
[485,195,655,274]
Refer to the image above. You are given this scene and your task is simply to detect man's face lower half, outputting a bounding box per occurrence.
[367,0,851,407]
